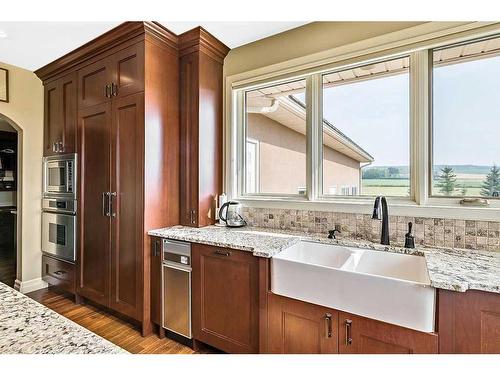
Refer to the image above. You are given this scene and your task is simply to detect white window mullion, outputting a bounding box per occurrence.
[306,74,322,201]
[410,50,430,205]
[235,90,246,198]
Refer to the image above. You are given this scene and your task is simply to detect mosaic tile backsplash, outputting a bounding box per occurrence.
[241,207,500,252]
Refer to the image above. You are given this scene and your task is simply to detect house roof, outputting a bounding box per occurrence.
[247,92,374,163]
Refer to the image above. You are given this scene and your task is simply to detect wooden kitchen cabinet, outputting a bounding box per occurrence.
[267,293,437,354]
[192,243,260,353]
[179,28,229,227]
[113,42,145,98]
[37,22,229,337]
[76,55,175,330]
[267,293,339,354]
[77,56,114,108]
[43,72,77,155]
[77,42,144,109]
[38,22,182,336]
[438,289,500,354]
[338,312,438,354]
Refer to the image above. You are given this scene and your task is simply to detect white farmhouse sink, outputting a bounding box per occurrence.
[271,241,436,332]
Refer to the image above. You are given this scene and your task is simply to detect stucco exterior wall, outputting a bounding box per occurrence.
[247,113,360,194]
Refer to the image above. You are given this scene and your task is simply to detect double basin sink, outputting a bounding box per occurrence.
[271,241,435,332]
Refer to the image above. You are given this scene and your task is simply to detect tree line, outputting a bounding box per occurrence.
[437,165,500,197]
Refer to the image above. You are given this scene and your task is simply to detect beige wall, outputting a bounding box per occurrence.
[323,146,360,195]
[0,61,44,290]
[248,114,359,194]
[225,22,426,76]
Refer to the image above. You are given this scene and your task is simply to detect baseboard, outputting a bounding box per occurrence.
[14,278,49,294]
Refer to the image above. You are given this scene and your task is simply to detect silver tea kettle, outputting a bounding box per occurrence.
[218,201,246,228]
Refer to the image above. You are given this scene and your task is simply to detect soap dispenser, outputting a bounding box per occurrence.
[404,222,415,249]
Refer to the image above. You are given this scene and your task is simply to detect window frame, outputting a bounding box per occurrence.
[227,22,500,221]
[428,35,500,202]
[316,55,413,200]
[239,76,311,201]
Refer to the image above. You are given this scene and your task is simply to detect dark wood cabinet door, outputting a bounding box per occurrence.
[439,289,500,354]
[43,73,77,156]
[43,79,61,156]
[192,244,259,353]
[77,102,112,306]
[267,293,339,354]
[338,312,438,354]
[59,72,77,154]
[113,42,144,99]
[78,57,113,108]
[150,237,162,326]
[109,92,144,321]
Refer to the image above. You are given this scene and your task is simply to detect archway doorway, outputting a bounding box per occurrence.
[0,114,20,288]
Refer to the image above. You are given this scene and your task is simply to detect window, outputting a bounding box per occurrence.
[232,28,500,215]
[321,57,410,197]
[243,79,307,195]
[432,35,500,198]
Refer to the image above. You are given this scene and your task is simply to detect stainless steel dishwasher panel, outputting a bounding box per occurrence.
[162,239,192,339]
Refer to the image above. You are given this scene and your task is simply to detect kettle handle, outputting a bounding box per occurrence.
[218,202,230,223]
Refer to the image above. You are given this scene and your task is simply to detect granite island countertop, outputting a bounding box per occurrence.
[149,225,500,295]
[0,282,127,354]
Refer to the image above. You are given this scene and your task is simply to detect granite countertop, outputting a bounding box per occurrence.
[0,282,127,354]
[149,225,500,294]
[149,225,300,258]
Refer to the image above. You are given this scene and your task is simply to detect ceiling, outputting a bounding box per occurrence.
[0,21,308,71]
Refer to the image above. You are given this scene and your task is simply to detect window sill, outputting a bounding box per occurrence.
[236,196,500,221]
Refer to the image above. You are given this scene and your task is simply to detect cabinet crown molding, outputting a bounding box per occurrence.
[179,26,230,64]
[35,21,178,83]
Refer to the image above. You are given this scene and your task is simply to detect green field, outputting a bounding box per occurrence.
[361,177,485,197]
[362,178,409,196]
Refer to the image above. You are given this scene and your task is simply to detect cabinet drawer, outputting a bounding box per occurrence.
[42,255,76,294]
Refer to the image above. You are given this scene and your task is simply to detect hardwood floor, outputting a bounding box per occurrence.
[26,288,210,354]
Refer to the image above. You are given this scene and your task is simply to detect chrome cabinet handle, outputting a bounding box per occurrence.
[345,319,353,346]
[214,249,231,257]
[52,142,56,152]
[54,270,66,275]
[105,84,111,98]
[102,192,108,216]
[189,209,196,224]
[111,82,118,96]
[109,192,117,218]
[325,313,333,338]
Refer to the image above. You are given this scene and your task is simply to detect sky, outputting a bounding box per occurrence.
[322,72,409,167]
[296,55,500,168]
[433,55,500,166]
